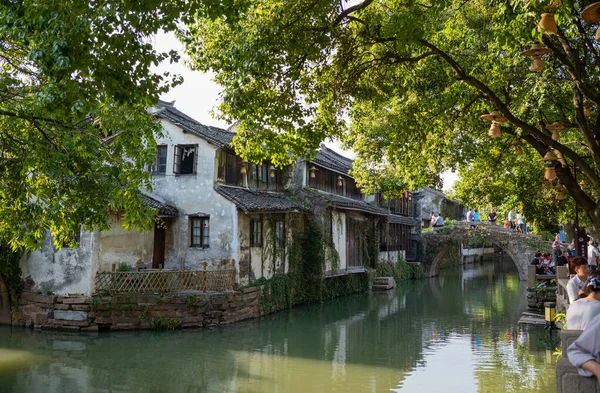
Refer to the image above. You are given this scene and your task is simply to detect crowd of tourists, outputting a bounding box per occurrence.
[463,207,529,232]
[549,234,600,383]
[428,212,444,227]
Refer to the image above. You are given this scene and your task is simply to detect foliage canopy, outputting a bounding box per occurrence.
[183,0,600,232]
[0,0,196,249]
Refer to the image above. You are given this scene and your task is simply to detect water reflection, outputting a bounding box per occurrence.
[0,259,555,393]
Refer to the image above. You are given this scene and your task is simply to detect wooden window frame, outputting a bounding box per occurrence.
[190,216,210,248]
[250,218,263,247]
[174,144,198,175]
[275,219,285,250]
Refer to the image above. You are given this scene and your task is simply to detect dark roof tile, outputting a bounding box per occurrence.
[311,144,354,175]
[155,101,235,147]
[145,195,178,217]
[215,185,308,213]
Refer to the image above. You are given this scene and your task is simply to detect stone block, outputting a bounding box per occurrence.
[94,316,113,325]
[80,325,99,333]
[53,304,71,310]
[562,330,584,354]
[54,310,88,321]
[243,286,259,295]
[110,317,140,325]
[47,319,90,327]
[71,305,90,312]
[35,313,48,326]
[21,292,56,304]
[556,357,600,393]
[62,297,90,305]
[22,304,46,314]
[210,294,226,307]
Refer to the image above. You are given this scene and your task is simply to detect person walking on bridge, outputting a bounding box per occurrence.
[508,209,515,231]
[488,209,497,225]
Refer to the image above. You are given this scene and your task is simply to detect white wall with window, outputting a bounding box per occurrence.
[148,119,239,271]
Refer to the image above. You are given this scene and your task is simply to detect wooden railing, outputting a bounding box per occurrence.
[94,268,236,294]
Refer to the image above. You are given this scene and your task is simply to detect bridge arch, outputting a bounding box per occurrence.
[422,225,548,281]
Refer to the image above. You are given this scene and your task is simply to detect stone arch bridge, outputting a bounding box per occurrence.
[422,223,551,281]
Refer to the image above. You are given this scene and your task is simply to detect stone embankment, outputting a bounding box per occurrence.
[13,287,261,332]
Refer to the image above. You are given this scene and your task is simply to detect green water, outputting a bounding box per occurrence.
[0,260,556,393]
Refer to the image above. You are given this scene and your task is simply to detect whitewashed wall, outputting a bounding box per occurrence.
[147,119,239,271]
[20,231,95,295]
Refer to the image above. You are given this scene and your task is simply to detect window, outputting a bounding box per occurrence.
[275,219,285,250]
[250,218,262,247]
[151,146,168,174]
[174,145,197,175]
[190,217,210,247]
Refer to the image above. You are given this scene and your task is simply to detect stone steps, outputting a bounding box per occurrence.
[372,277,396,291]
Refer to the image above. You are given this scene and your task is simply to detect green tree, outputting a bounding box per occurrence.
[0,1,196,249]
[448,143,570,233]
[183,0,600,231]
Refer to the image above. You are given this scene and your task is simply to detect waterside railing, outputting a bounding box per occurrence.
[94,268,236,294]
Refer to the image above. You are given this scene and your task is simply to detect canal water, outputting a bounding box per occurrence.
[0,259,556,393]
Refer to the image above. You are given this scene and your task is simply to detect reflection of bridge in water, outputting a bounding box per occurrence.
[422,222,550,281]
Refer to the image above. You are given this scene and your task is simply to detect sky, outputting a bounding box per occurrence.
[152,32,458,191]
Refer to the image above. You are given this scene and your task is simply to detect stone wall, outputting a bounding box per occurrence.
[12,287,261,332]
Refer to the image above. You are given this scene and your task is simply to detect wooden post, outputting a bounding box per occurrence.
[111,263,116,272]
[202,261,208,293]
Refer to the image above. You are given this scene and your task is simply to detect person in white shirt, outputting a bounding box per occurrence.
[516,212,524,233]
[588,240,599,275]
[508,209,515,230]
[567,278,600,330]
[568,314,600,382]
[567,257,590,304]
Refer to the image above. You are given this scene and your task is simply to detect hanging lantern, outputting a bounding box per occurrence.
[309,165,317,179]
[545,166,557,180]
[538,13,557,34]
[546,122,566,131]
[337,175,343,187]
[557,191,566,200]
[269,164,276,178]
[543,150,557,161]
[584,107,592,117]
[480,110,508,122]
[546,122,565,141]
[582,2,600,41]
[515,146,523,156]
[481,111,507,137]
[521,43,552,72]
[240,161,247,175]
[488,122,502,137]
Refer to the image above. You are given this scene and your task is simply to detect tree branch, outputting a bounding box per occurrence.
[333,0,375,26]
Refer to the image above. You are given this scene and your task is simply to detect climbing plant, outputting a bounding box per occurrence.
[247,217,374,314]
[0,243,22,309]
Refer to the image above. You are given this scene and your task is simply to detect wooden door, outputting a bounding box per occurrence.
[152,222,166,269]
[346,219,362,268]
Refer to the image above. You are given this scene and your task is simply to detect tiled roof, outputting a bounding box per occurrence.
[155,101,235,147]
[311,144,354,175]
[388,214,418,226]
[145,195,178,217]
[214,185,308,213]
[300,188,391,216]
